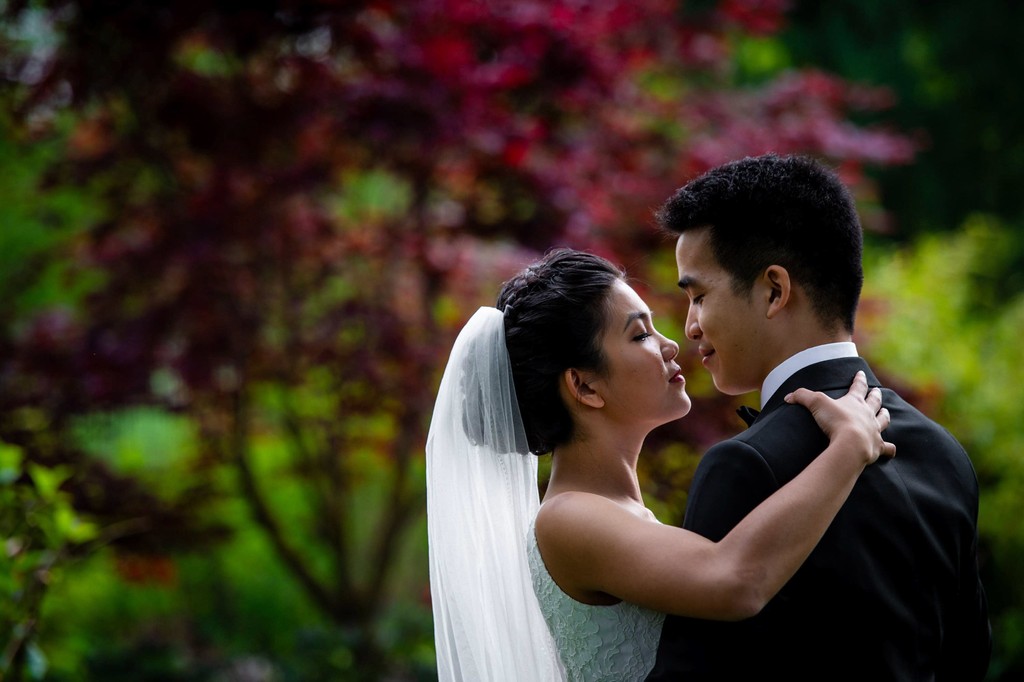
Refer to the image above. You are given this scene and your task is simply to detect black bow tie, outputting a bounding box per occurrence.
[737,405,760,427]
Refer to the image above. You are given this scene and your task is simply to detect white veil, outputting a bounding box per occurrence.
[426,306,564,681]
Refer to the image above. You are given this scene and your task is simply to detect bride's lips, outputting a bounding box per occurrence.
[669,369,685,384]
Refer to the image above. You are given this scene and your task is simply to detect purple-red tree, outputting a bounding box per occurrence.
[0,0,914,674]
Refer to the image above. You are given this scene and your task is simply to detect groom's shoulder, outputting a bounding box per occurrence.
[872,381,969,451]
[718,402,833,482]
[736,401,824,449]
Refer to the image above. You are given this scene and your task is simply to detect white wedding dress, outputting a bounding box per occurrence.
[527,524,665,681]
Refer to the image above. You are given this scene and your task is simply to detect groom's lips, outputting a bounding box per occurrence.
[699,347,715,366]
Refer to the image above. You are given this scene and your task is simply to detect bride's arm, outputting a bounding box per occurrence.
[535,371,894,620]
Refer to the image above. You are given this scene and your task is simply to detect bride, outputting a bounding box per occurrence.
[426,248,893,681]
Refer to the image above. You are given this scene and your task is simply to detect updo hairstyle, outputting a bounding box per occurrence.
[496,248,625,455]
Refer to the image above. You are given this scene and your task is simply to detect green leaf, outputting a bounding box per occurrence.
[0,443,23,484]
[54,503,98,544]
[26,464,70,502]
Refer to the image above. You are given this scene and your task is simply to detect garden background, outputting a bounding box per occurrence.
[2,1,1022,680]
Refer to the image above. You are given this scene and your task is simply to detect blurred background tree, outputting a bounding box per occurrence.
[0,1,1019,680]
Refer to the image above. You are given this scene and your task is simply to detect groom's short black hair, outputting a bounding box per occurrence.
[657,153,863,333]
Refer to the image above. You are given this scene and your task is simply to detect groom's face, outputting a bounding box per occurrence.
[675,228,772,396]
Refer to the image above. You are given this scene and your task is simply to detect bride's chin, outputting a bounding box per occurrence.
[666,400,693,422]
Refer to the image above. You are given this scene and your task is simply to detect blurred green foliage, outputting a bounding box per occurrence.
[1,443,98,680]
[0,107,105,681]
[784,1,1024,293]
[862,221,1024,678]
[18,404,435,681]
[0,111,105,317]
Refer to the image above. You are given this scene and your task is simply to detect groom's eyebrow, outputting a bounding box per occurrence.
[677,275,698,291]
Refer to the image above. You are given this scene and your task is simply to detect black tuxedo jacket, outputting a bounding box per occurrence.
[646,357,990,681]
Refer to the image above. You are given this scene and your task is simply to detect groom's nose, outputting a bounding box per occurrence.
[685,309,701,341]
[661,335,679,361]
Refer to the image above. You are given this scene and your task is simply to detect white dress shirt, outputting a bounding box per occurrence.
[760,342,859,409]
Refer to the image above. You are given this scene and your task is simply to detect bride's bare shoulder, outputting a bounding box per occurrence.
[538,490,619,522]
[536,491,648,546]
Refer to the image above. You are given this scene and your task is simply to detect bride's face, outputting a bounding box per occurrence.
[588,280,691,428]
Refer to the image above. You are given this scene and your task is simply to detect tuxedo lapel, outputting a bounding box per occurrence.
[759,357,880,418]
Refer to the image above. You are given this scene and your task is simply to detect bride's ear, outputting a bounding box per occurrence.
[562,368,605,409]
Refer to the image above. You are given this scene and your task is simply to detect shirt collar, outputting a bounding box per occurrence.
[760,342,859,409]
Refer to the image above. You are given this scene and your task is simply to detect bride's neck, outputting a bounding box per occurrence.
[545,435,645,506]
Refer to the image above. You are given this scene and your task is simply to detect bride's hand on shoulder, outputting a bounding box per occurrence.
[784,370,896,465]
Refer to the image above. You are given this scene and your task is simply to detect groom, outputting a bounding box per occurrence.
[646,154,991,680]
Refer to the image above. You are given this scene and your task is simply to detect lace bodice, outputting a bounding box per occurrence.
[527,525,665,681]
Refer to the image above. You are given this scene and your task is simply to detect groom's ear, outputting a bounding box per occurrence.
[562,368,605,409]
[762,265,792,319]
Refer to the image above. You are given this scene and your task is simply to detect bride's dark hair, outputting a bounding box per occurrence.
[496,248,624,455]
